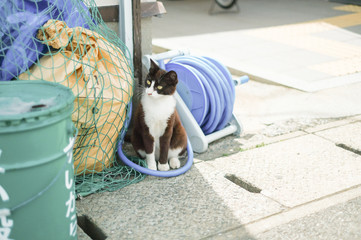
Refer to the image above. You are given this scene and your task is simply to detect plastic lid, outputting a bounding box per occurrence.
[0,81,74,129]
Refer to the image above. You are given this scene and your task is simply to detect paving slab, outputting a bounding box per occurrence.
[232,79,361,136]
[315,121,361,153]
[76,169,236,240]
[76,162,283,240]
[192,130,306,161]
[208,186,361,239]
[193,135,244,161]
[237,131,306,150]
[351,114,361,121]
[207,134,361,207]
[304,116,357,133]
[254,195,361,240]
[194,162,284,224]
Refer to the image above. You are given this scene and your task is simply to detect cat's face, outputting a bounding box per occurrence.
[144,59,178,99]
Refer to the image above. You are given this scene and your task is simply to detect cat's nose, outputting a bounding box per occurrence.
[146,89,153,95]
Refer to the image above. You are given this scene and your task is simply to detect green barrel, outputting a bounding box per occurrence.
[0,80,77,240]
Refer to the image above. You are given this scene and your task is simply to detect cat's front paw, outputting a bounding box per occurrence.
[147,162,157,171]
[158,163,170,171]
[169,158,180,169]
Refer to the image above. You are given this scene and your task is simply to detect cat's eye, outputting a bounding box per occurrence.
[157,86,163,90]
[146,80,151,85]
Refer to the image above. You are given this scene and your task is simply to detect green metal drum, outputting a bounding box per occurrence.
[0,80,77,240]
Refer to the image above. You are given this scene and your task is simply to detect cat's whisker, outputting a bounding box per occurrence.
[133,85,146,100]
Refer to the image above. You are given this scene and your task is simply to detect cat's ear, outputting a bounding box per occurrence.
[164,70,178,85]
[149,59,159,74]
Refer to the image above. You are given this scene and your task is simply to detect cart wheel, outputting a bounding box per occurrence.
[215,0,237,9]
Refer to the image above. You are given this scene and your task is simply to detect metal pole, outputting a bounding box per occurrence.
[119,0,133,60]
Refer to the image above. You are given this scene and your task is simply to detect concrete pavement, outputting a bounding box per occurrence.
[77,115,361,239]
[77,0,361,239]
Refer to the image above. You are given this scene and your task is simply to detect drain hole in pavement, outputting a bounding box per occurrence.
[336,143,361,155]
[78,215,107,240]
[225,174,261,193]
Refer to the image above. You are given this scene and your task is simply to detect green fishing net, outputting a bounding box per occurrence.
[1,0,146,197]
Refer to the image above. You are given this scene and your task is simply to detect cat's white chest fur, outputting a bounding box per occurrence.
[141,94,176,139]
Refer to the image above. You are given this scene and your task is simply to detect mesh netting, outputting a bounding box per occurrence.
[1,0,146,197]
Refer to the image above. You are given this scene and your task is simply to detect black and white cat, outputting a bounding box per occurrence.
[131,59,187,171]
